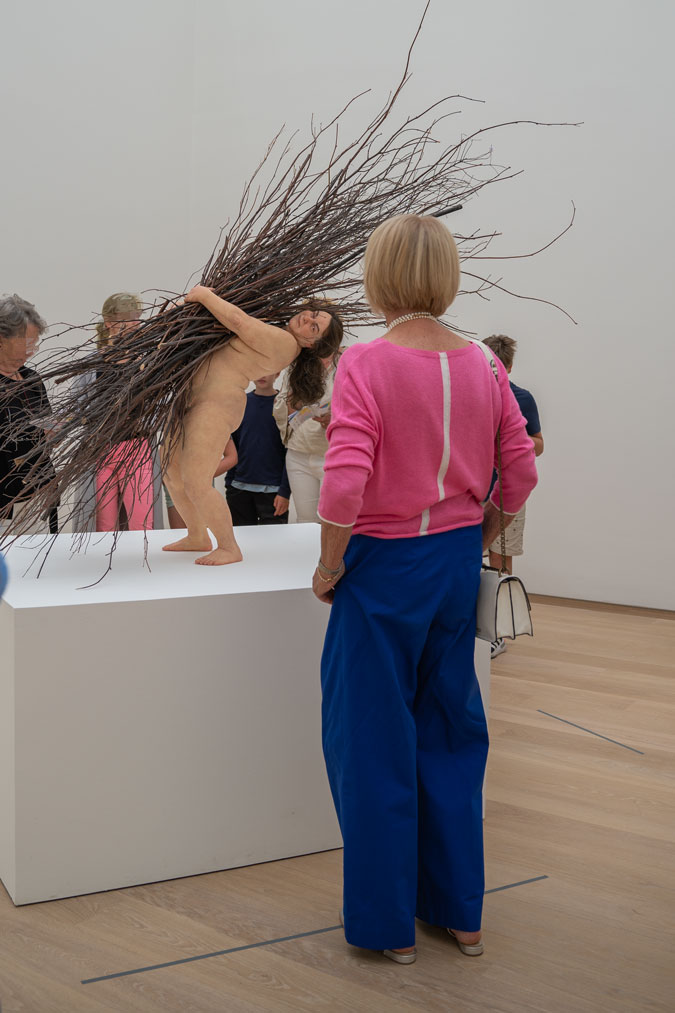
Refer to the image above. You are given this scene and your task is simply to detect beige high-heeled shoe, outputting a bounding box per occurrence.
[339,909,417,964]
[383,946,417,964]
[447,928,484,956]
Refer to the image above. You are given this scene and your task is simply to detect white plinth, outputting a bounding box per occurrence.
[0,527,490,905]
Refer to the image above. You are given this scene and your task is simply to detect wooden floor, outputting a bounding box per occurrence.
[1,601,673,1012]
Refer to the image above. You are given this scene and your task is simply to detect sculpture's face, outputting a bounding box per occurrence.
[287,309,333,348]
[0,322,41,372]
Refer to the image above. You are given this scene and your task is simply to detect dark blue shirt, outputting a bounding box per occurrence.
[486,380,541,501]
[226,392,291,498]
[509,381,541,435]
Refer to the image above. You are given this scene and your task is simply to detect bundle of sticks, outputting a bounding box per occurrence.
[0,6,575,559]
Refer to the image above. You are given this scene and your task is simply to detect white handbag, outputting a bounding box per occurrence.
[476,566,533,642]
[473,341,534,644]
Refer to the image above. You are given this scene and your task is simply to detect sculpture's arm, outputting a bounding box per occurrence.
[185,285,289,354]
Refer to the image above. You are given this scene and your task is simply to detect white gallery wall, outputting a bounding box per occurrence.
[2,0,673,609]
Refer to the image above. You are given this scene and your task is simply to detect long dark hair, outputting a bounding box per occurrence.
[286,309,343,406]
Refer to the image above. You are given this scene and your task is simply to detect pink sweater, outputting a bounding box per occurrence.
[318,338,538,537]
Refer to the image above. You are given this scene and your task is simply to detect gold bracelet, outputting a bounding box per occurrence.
[316,572,339,585]
[316,561,344,584]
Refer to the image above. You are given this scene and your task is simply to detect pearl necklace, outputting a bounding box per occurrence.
[386,312,437,332]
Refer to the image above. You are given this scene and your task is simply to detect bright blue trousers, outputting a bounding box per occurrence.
[321,525,488,951]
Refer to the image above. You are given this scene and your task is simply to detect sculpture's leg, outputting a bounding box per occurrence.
[190,480,242,566]
[169,401,243,566]
[162,438,212,553]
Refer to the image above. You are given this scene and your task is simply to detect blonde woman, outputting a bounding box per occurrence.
[72,293,163,532]
[314,215,538,963]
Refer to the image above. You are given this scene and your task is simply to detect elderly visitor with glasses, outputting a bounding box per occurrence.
[0,294,57,536]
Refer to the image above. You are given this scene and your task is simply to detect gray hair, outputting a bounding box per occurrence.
[0,294,48,341]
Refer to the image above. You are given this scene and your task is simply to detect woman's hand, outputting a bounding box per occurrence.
[312,560,345,603]
[185,285,215,305]
[313,409,331,429]
[482,499,515,550]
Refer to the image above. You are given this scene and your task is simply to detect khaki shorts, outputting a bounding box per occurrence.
[489,503,526,556]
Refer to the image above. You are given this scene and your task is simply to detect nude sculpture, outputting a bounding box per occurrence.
[162,286,341,565]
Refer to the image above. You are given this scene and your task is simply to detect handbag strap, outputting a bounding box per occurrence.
[470,340,508,574]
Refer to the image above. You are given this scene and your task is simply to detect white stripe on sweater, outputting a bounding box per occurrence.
[419,352,452,536]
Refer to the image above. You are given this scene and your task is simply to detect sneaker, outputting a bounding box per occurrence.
[490,638,506,659]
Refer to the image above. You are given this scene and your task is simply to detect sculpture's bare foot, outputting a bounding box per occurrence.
[163,535,212,552]
[195,546,243,566]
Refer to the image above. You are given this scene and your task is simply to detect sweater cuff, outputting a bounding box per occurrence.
[316,511,355,528]
[489,491,521,517]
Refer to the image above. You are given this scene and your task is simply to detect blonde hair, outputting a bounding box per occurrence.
[484,333,517,370]
[95,292,142,349]
[363,215,461,317]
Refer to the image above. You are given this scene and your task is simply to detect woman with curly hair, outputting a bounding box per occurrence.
[272,312,343,522]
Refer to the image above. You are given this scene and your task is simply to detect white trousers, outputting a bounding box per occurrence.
[285,450,326,523]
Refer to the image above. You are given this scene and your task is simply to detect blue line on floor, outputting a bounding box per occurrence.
[485,875,548,894]
[81,875,549,984]
[537,710,644,754]
[81,924,342,984]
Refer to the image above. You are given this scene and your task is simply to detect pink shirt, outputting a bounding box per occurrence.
[318,338,537,538]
